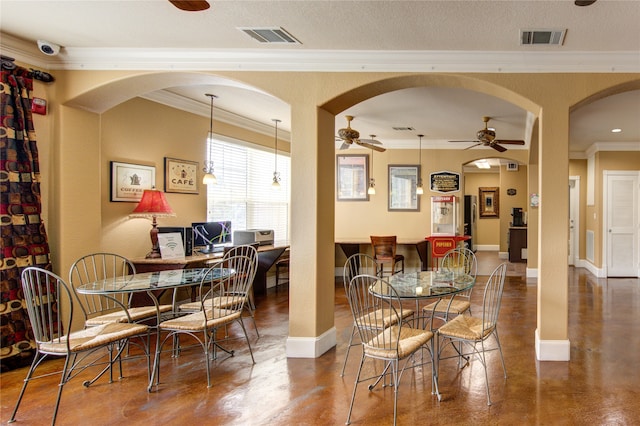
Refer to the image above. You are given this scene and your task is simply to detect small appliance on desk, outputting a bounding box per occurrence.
[511,207,525,227]
[234,229,274,246]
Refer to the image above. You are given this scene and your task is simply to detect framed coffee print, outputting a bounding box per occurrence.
[110,161,156,202]
[479,186,499,218]
[164,157,199,194]
[337,154,369,201]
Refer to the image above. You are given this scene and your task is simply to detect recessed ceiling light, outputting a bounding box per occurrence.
[611,128,622,133]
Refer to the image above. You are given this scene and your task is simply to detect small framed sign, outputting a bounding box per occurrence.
[164,157,199,194]
[110,161,156,202]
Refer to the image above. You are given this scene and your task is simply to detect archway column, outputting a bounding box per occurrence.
[536,104,570,361]
[285,105,337,358]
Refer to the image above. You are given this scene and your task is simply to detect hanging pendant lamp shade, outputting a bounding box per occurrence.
[416,134,424,195]
[367,137,376,195]
[203,93,217,185]
[272,119,281,188]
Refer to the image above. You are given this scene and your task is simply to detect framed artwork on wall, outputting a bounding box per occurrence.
[479,186,500,218]
[388,165,420,211]
[164,157,199,194]
[336,154,369,201]
[110,161,155,202]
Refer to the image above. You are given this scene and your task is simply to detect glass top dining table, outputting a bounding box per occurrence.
[370,270,475,300]
[75,267,234,295]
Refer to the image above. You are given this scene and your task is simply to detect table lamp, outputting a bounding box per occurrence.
[130,189,176,258]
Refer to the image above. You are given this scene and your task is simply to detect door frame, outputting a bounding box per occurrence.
[569,176,580,266]
[602,170,640,277]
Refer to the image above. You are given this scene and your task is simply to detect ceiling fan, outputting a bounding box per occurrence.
[336,115,386,152]
[169,1,210,12]
[449,116,525,152]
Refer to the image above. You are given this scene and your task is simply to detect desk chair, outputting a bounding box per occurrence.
[274,250,290,293]
[10,267,149,425]
[370,235,404,277]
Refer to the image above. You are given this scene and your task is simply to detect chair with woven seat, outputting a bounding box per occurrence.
[178,244,260,337]
[69,252,173,326]
[437,262,508,406]
[274,250,290,292]
[346,273,437,426]
[154,252,257,388]
[9,267,150,425]
[370,235,405,277]
[422,247,477,327]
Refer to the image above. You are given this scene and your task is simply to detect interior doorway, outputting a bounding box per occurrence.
[569,177,580,266]
[604,171,639,277]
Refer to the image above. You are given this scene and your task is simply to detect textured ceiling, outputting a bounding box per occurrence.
[1,0,639,155]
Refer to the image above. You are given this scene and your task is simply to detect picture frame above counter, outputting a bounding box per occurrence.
[479,186,499,218]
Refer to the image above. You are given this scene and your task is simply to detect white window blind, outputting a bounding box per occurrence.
[206,136,290,242]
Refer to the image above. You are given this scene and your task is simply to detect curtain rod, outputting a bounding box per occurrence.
[1,55,55,83]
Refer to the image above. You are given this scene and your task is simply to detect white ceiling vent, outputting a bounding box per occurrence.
[520,29,566,46]
[238,27,301,44]
[392,126,415,131]
[507,162,519,171]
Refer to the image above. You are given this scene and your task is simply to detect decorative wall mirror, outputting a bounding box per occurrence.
[388,165,420,211]
[336,154,369,201]
[479,186,499,218]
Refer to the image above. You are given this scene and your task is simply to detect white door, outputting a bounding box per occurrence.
[605,171,639,277]
[568,177,580,266]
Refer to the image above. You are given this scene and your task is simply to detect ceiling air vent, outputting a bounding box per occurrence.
[507,162,519,171]
[238,27,301,44]
[392,127,415,131]
[520,29,566,46]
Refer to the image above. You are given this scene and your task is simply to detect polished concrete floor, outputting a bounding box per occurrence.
[2,253,639,425]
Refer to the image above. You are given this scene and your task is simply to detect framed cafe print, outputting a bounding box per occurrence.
[164,157,199,194]
[110,161,156,202]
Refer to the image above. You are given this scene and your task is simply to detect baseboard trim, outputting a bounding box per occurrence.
[286,327,336,358]
[535,329,570,361]
[526,267,538,278]
[476,245,499,251]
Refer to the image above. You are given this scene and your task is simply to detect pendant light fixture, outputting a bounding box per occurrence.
[367,135,376,195]
[272,118,281,188]
[416,134,424,195]
[202,93,218,185]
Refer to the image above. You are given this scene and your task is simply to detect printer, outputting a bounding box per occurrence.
[233,229,275,246]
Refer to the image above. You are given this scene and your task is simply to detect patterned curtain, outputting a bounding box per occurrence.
[0,64,52,371]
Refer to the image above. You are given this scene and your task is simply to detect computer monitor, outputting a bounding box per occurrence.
[191,221,232,253]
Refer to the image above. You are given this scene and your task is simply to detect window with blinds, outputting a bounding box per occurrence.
[206,136,290,242]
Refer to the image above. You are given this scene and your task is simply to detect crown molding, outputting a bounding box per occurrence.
[2,33,638,73]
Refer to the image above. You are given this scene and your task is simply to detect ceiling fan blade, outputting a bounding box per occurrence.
[491,143,508,153]
[463,143,482,150]
[494,139,525,145]
[357,141,386,152]
[169,1,210,11]
[358,138,382,145]
[449,140,480,143]
[339,142,351,150]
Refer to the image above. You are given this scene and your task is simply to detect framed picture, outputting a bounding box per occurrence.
[110,161,155,202]
[336,154,369,201]
[479,187,500,218]
[388,165,420,211]
[164,157,199,194]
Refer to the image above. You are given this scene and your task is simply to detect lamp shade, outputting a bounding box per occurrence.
[130,190,175,217]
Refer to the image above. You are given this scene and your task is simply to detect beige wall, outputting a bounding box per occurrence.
[11,60,639,354]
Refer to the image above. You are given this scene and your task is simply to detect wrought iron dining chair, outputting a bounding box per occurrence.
[178,244,260,337]
[9,267,149,425]
[154,252,257,388]
[69,252,173,325]
[370,235,405,277]
[422,247,477,326]
[346,273,437,426]
[437,262,508,405]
